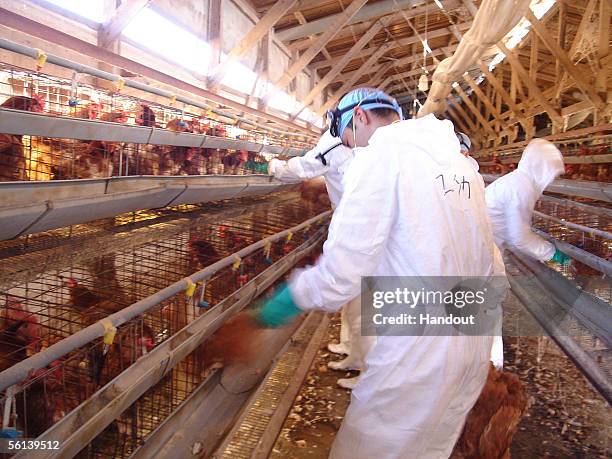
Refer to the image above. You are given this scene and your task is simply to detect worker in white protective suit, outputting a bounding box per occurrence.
[258,88,506,459]
[485,138,568,263]
[485,138,569,368]
[268,131,372,389]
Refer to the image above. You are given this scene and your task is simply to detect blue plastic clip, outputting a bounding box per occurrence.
[68,99,78,107]
[197,300,210,309]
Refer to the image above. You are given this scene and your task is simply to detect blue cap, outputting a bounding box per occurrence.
[337,87,403,138]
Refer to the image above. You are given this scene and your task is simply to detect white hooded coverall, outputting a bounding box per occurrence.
[485,139,564,369]
[269,131,370,367]
[485,138,565,262]
[290,115,504,459]
[268,130,353,208]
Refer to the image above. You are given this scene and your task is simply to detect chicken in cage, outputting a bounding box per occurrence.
[0,193,329,456]
[0,64,314,183]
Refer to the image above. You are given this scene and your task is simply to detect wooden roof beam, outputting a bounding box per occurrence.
[273,0,368,91]
[525,9,605,108]
[446,102,471,134]
[292,17,391,116]
[463,74,510,132]
[277,0,424,41]
[454,86,496,137]
[596,0,610,93]
[498,42,563,125]
[98,0,152,48]
[287,0,460,53]
[294,11,331,60]
[448,96,478,133]
[208,0,298,88]
[309,21,472,71]
[478,63,529,130]
[316,42,394,115]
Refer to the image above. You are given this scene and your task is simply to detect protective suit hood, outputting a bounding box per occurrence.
[517,138,564,194]
[367,114,460,167]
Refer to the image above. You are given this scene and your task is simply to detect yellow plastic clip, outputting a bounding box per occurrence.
[35,49,47,70]
[286,231,293,242]
[101,320,117,346]
[263,239,272,258]
[185,278,196,297]
[232,255,242,271]
[205,109,213,118]
[170,95,177,106]
[115,78,125,92]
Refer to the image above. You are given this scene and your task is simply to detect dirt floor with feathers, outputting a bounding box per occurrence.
[270,297,610,458]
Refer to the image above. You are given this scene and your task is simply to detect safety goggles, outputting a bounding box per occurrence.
[326,97,402,138]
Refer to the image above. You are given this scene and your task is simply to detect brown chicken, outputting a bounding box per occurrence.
[451,364,528,459]
[70,101,102,120]
[158,118,191,175]
[205,125,228,174]
[0,96,45,181]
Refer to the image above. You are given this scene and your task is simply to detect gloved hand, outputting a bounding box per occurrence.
[550,249,570,265]
[254,162,269,174]
[258,284,303,328]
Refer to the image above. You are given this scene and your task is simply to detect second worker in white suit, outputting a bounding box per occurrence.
[268,131,372,389]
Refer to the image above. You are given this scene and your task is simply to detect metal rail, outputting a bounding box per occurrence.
[0,38,316,140]
[0,108,308,157]
[482,174,612,203]
[539,195,612,218]
[0,175,288,241]
[15,228,326,459]
[533,210,612,240]
[0,210,331,392]
[507,251,612,404]
[534,228,612,277]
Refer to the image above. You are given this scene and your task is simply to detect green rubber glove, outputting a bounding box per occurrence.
[550,249,570,265]
[255,162,268,174]
[258,285,303,328]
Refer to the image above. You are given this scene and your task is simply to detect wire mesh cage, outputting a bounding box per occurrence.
[533,198,611,303]
[0,195,329,457]
[0,63,312,182]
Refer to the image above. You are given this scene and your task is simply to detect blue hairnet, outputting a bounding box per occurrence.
[337,87,403,138]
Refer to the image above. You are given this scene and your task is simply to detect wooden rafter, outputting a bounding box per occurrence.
[597,0,610,92]
[208,0,298,87]
[310,21,472,71]
[525,9,605,108]
[273,0,368,91]
[448,96,478,133]
[98,0,152,48]
[276,0,422,41]
[294,17,390,114]
[332,44,458,86]
[446,102,471,134]
[294,11,331,60]
[498,42,563,125]
[478,63,529,130]
[317,42,393,114]
[463,74,510,132]
[207,0,222,66]
[454,86,496,136]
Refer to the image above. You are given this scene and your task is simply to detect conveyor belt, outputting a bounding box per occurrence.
[215,312,329,459]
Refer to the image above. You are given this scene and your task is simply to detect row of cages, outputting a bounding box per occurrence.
[0,195,329,457]
[533,197,611,304]
[0,64,315,182]
[477,136,611,181]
